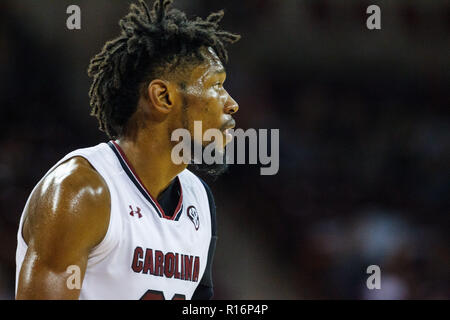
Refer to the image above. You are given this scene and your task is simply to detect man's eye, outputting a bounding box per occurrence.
[213,82,223,89]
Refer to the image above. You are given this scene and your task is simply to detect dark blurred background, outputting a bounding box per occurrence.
[0,0,449,299]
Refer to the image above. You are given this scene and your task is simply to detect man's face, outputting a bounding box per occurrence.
[173,47,239,176]
[179,47,239,149]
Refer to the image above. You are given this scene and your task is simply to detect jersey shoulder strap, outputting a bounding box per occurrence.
[192,177,217,300]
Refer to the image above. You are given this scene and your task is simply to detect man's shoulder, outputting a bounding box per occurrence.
[179,169,214,196]
[37,141,112,202]
[179,170,217,235]
[41,156,109,201]
[22,156,110,246]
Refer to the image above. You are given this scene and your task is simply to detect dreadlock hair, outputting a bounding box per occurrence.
[87,0,241,139]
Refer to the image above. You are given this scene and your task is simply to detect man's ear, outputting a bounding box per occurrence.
[147,79,174,114]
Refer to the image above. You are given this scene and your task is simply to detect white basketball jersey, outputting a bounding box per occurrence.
[15,141,214,300]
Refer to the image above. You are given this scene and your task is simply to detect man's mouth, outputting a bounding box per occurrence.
[221,119,236,145]
[221,118,236,132]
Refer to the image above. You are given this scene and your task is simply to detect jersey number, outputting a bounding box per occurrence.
[140,289,186,300]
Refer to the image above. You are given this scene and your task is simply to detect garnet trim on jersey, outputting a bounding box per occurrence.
[108,141,184,221]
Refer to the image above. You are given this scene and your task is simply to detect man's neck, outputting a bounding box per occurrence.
[115,131,187,200]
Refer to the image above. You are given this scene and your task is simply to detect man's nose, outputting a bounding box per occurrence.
[224,94,239,115]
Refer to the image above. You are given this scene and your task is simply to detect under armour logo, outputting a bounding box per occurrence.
[129,205,142,218]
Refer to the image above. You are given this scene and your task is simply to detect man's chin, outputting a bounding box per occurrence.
[188,161,229,179]
[188,143,229,178]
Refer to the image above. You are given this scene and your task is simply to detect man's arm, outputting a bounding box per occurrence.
[16,157,110,300]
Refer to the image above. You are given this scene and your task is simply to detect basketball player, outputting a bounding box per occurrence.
[15,0,240,300]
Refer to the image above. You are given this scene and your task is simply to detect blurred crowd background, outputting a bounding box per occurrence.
[0,0,448,299]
